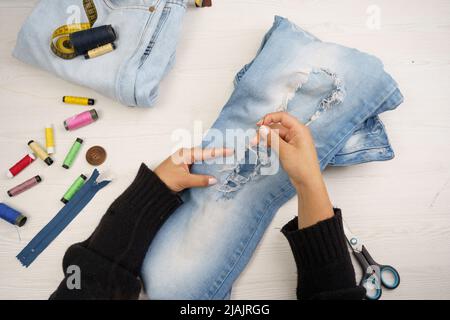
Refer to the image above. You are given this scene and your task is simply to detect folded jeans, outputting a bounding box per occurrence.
[13,0,188,107]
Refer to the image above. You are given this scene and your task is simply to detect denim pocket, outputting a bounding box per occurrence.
[139,5,171,67]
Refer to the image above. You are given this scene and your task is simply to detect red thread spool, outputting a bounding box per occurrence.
[6,153,36,178]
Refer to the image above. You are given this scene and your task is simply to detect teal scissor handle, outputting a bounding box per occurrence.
[379,265,400,289]
[354,246,400,300]
[361,273,382,300]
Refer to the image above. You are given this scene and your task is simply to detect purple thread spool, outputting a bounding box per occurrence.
[64,109,99,131]
[7,175,42,197]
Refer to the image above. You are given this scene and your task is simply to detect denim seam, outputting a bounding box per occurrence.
[102,0,159,10]
[167,0,186,7]
[139,6,172,68]
[330,156,394,167]
[233,16,283,86]
[103,0,185,9]
[318,85,399,167]
[115,0,163,105]
[208,180,295,299]
[333,145,392,157]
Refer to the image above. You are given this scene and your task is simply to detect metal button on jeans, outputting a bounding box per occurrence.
[149,6,155,12]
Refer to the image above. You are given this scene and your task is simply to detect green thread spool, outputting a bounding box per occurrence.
[63,138,83,169]
[61,174,87,204]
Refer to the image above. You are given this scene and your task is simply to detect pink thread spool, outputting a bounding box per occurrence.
[64,109,99,131]
[7,175,42,197]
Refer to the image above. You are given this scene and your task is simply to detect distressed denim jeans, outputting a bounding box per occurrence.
[141,16,403,299]
[13,0,187,107]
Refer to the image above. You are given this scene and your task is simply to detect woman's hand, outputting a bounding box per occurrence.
[255,112,322,191]
[155,147,233,192]
[255,112,334,229]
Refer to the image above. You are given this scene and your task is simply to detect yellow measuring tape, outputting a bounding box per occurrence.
[50,0,98,59]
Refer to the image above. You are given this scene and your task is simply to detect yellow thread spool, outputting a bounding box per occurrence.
[84,43,116,59]
[28,140,53,166]
[63,96,95,106]
[45,124,55,154]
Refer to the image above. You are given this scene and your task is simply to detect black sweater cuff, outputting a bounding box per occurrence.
[281,209,349,270]
[115,163,183,213]
[50,243,142,300]
[86,163,183,277]
[281,209,364,299]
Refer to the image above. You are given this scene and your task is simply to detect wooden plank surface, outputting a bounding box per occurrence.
[0,0,449,300]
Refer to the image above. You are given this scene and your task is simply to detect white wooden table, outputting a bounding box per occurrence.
[1,0,449,300]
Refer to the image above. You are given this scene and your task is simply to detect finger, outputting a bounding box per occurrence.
[266,123,290,140]
[177,148,204,164]
[254,126,290,156]
[251,124,289,146]
[184,174,218,188]
[170,148,189,166]
[193,147,234,162]
[257,111,300,129]
[180,147,234,164]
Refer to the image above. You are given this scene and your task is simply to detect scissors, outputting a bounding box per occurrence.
[343,221,400,300]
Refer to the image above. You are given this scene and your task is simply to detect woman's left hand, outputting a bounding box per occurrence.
[154,147,233,192]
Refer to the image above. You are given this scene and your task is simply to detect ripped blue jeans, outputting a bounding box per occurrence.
[141,16,404,299]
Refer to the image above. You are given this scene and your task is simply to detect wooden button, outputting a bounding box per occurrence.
[149,6,156,12]
[86,146,107,166]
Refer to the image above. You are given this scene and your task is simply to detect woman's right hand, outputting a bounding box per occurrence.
[255,111,334,229]
[255,112,323,191]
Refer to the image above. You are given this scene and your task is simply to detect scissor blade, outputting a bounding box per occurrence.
[342,220,363,252]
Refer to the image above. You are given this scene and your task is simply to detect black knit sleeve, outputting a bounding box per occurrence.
[281,208,366,300]
[50,163,183,300]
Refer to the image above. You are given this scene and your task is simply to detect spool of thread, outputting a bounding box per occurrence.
[45,124,55,154]
[64,109,98,131]
[195,0,212,7]
[61,174,87,204]
[0,203,27,227]
[63,96,95,106]
[6,153,36,178]
[63,138,84,169]
[85,43,116,59]
[70,25,117,56]
[7,175,42,197]
[28,140,53,166]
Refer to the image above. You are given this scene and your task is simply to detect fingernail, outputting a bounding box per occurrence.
[208,177,218,185]
[256,119,263,125]
[259,125,269,137]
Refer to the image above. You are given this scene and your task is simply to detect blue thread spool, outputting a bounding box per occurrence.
[0,203,27,227]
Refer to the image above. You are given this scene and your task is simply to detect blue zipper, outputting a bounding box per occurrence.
[17,169,111,267]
